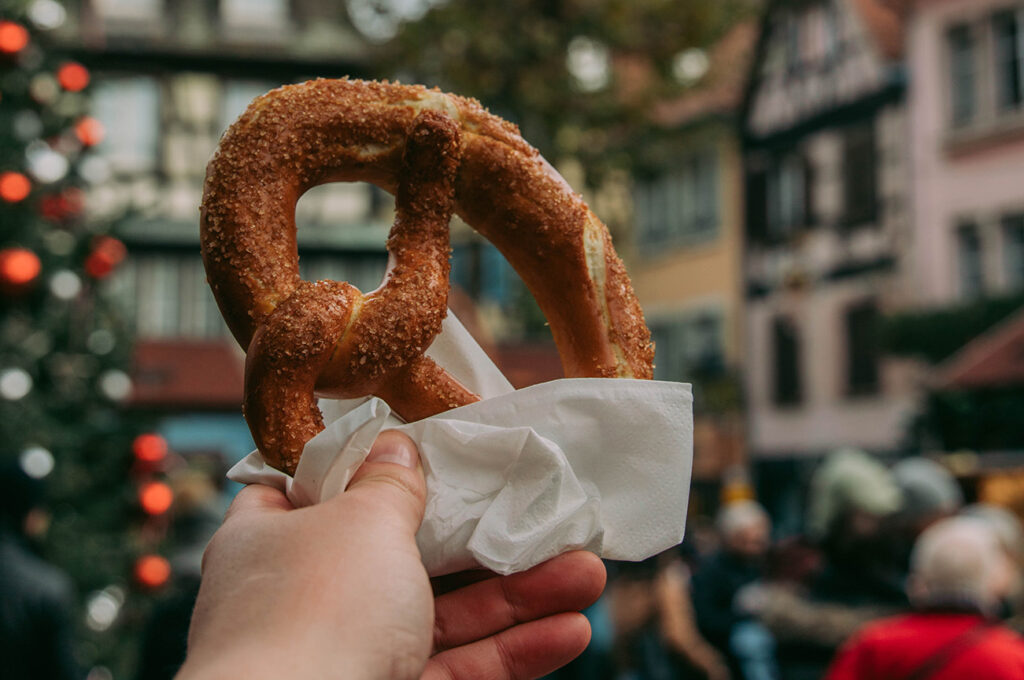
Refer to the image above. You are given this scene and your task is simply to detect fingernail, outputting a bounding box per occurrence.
[366,434,417,468]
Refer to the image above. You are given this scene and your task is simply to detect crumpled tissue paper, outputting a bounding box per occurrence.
[228,312,693,576]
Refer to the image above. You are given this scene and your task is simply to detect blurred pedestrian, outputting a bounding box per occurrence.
[961,503,1024,628]
[0,460,81,680]
[692,500,774,679]
[741,449,905,680]
[608,558,675,680]
[892,457,963,531]
[806,449,905,607]
[885,456,966,584]
[654,554,730,680]
[825,516,1024,679]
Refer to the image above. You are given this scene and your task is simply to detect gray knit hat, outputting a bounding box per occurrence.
[892,457,963,520]
[806,448,903,541]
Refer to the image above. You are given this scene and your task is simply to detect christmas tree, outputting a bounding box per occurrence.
[1,1,164,676]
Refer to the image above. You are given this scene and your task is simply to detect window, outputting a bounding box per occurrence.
[125,255,234,339]
[956,222,984,299]
[301,254,387,295]
[220,0,291,31]
[220,80,276,134]
[136,257,178,338]
[842,123,877,227]
[94,0,162,22]
[93,77,161,173]
[993,10,1024,111]
[651,311,725,383]
[947,24,977,126]
[635,150,719,249]
[766,153,808,238]
[784,12,801,72]
[823,2,841,62]
[845,300,880,397]
[803,4,840,65]
[451,241,517,307]
[772,316,802,406]
[1003,213,1024,289]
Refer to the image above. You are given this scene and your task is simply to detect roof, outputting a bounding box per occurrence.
[935,306,1024,390]
[130,339,245,410]
[853,0,905,60]
[739,0,905,136]
[650,21,759,128]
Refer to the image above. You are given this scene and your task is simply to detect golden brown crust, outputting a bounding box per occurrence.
[201,79,654,474]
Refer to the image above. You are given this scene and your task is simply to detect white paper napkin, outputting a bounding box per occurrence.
[229,313,693,576]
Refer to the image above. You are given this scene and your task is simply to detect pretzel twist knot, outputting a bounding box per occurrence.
[201,79,654,475]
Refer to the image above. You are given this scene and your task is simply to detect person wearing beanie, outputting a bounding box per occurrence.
[825,517,1024,680]
[892,458,963,528]
[888,457,965,580]
[806,449,906,608]
[805,448,903,545]
[737,450,907,680]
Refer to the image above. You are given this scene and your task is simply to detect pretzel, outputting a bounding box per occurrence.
[200,79,654,474]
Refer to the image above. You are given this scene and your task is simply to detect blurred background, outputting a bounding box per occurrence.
[1,0,1024,678]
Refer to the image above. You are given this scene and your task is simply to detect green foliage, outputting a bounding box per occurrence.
[919,389,1024,451]
[382,0,757,184]
[882,293,1024,363]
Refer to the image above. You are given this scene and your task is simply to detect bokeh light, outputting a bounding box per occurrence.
[133,433,168,463]
[56,61,89,92]
[139,481,174,515]
[0,21,29,54]
[0,171,32,202]
[0,247,41,286]
[134,555,171,589]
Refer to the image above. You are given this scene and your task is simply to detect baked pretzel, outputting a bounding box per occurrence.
[201,79,653,474]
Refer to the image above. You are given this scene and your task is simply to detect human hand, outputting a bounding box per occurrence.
[178,430,606,680]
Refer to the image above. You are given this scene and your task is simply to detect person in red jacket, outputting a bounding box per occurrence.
[825,515,1024,680]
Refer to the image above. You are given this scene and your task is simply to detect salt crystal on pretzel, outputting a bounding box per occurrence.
[201,78,654,474]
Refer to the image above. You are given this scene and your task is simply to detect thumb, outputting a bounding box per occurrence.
[344,430,427,534]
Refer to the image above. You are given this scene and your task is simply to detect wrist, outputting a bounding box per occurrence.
[177,643,374,680]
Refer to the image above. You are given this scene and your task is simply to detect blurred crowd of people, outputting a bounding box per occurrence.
[6,448,1024,679]
[550,450,1024,680]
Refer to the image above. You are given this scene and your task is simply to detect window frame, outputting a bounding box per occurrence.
[634,146,720,252]
[841,122,878,229]
[948,22,978,127]
[1002,212,1024,290]
[649,308,727,384]
[843,299,881,398]
[992,8,1024,112]
[771,315,802,408]
[955,221,985,299]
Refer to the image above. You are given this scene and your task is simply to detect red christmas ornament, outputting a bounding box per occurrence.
[134,554,171,589]
[39,195,65,220]
[39,188,84,221]
[0,247,42,290]
[0,172,31,202]
[133,433,168,463]
[61,187,84,216]
[75,117,104,147]
[139,481,174,515]
[0,21,29,54]
[85,236,126,279]
[56,61,89,92]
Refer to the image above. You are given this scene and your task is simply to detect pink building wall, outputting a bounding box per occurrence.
[906,0,1024,306]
